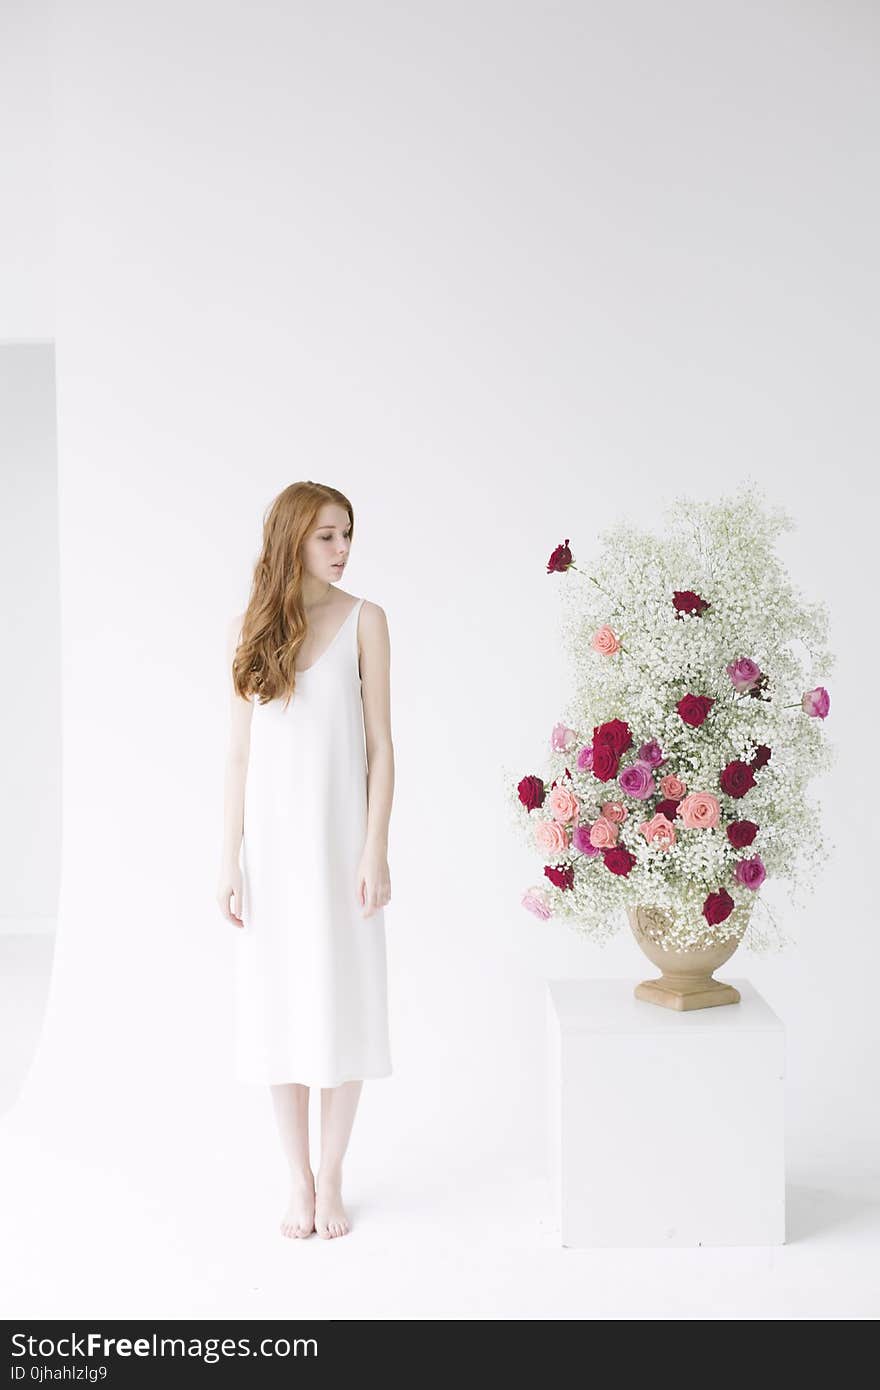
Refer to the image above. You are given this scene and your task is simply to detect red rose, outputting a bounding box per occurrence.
[677,694,714,727]
[517,775,545,810]
[720,760,757,798]
[655,799,680,821]
[673,590,710,616]
[547,539,573,574]
[544,863,574,890]
[702,888,735,925]
[591,744,620,782]
[727,820,759,848]
[593,719,633,756]
[602,846,636,876]
[751,745,771,770]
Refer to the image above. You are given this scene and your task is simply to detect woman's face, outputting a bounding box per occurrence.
[301,503,352,584]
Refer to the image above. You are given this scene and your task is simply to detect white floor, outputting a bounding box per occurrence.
[1,933,878,1320]
[0,930,56,1114]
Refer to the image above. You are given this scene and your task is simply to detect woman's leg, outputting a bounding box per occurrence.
[270,1082,315,1238]
[316,1079,363,1238]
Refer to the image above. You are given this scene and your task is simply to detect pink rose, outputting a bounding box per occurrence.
[659,774,687,800]
[551,722,577,751]
[600,801,627,824]
[638,813,677,850]
[734,854,766,890]
[522,887,552,920]
[588,815,619,849]
[678,792,721,829]
[802,687,830,719]
[576,743,594,771]
[618,762,656,800]
[591,625,621,656]
[572,824,600,856]
[535,819,569,857]
[547,785,580,824]
[726,657,762,692]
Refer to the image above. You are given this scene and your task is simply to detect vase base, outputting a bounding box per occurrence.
[634,976,741,1011]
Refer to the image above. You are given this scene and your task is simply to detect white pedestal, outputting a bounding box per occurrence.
[546,978,785,1247]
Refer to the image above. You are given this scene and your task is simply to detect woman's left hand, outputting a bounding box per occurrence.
[357,844,391,918]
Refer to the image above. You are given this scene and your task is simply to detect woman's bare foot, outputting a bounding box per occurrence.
[281,1168,315,1238]
[315,1166,351,1238]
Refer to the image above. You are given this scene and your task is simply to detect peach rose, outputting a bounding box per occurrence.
[591,625,621,656]
[659,774,687,800]
[588,815,619,848]
[601,801,627,824]
[638,813,677,850]
[535,819,569,857]
[547,785,580,824]
[678,792,721,829]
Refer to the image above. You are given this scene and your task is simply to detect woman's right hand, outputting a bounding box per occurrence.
[217,864,244,928]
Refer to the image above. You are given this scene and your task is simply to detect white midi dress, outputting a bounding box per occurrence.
[233,596,392,1087]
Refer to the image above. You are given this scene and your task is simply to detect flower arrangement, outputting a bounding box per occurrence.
[513,489,834,952]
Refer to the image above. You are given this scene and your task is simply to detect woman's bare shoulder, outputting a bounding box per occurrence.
[358,598,388,631]
[357,599,389,656]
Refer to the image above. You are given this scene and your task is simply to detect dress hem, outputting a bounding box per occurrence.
[234,1067,393,1089]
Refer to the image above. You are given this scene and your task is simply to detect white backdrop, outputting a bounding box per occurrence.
[2,0,879,1318]
[0,344,60,933]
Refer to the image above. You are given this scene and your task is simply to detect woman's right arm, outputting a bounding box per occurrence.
[216,613,254,927]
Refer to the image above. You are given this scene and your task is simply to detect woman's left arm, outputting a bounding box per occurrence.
[357,601,394,918]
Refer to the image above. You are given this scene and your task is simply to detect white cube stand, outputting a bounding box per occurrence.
[546,978,785,1247]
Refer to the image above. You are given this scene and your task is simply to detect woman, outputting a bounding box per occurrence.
[216,480,394,1240]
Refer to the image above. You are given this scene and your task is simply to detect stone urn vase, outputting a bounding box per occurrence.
[627,904,746,1011]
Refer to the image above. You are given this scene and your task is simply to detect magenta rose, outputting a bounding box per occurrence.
[593,719,633,757]
[802,686,830,718]
[544,863,574,890]
[726,657,762,693]
[517,775,545,811]
[618,762,656,800]
[576,743,594,771]
[591,744,621,782]
[637,739,665,768]
[547,539,573,574]
[572,824,601,856]
[602,846,636,876]
[720,759,757,798]
[677,694,714,727]
[673,590,710,617]
[726,819,759,848]
[751,745,771,770]
[734,854,766,890]
[655,798,680,821]
[702,888,735,925]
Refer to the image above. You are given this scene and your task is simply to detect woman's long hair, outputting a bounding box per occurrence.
[233,481,354,706]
